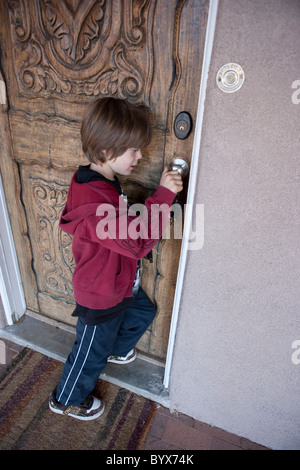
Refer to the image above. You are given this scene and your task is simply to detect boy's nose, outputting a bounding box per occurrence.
[135,150,143,161]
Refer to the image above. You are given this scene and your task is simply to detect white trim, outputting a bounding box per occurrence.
[57,324,97,405]
[0,237,14,325]
[164,0,219,388]
[0,173,26,325]
[66,326,96,404]
[58,325,88,403]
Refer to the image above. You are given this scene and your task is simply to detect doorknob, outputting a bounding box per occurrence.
[174,112,192,139]
[169,158,189,178]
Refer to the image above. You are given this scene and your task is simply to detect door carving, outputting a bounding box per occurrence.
[7,0,154,103]
[0,0,209,361]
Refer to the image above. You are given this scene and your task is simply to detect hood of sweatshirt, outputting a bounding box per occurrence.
[59,168,122,235]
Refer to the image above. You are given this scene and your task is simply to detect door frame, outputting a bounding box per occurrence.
[163,0,219,388]
[0,173,26,325]
[0,0,219,386]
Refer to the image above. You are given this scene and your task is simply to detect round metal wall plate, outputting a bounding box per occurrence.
[216,63,245,93]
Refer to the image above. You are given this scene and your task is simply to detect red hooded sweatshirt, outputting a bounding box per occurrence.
[59,171,176,310]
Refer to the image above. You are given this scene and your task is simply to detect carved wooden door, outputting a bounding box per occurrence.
[0,0,208,362]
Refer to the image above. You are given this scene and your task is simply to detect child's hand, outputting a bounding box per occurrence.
[159,167,183,194]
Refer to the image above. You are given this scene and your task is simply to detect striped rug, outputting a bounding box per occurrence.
[0,348,156,450]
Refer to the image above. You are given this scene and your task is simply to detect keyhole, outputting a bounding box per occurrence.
[174,112,192,139]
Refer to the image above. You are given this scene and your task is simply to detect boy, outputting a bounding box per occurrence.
[49,97,183,420]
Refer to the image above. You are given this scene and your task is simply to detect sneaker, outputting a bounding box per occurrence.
[107,348,137,364]
[49,389,105,421]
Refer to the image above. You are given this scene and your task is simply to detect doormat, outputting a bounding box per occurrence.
[0,348,156,450]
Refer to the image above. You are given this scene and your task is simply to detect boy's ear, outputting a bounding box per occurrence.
[100,149,109,161]
[101,149,113,159]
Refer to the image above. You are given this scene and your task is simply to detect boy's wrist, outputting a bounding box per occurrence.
[151,185,177,206]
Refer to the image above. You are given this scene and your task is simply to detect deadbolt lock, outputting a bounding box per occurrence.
[174,112,192,139]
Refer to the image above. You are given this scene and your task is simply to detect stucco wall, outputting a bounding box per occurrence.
[169,0,300,450]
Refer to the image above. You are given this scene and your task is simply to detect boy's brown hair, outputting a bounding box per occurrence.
[81,97,152,164]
